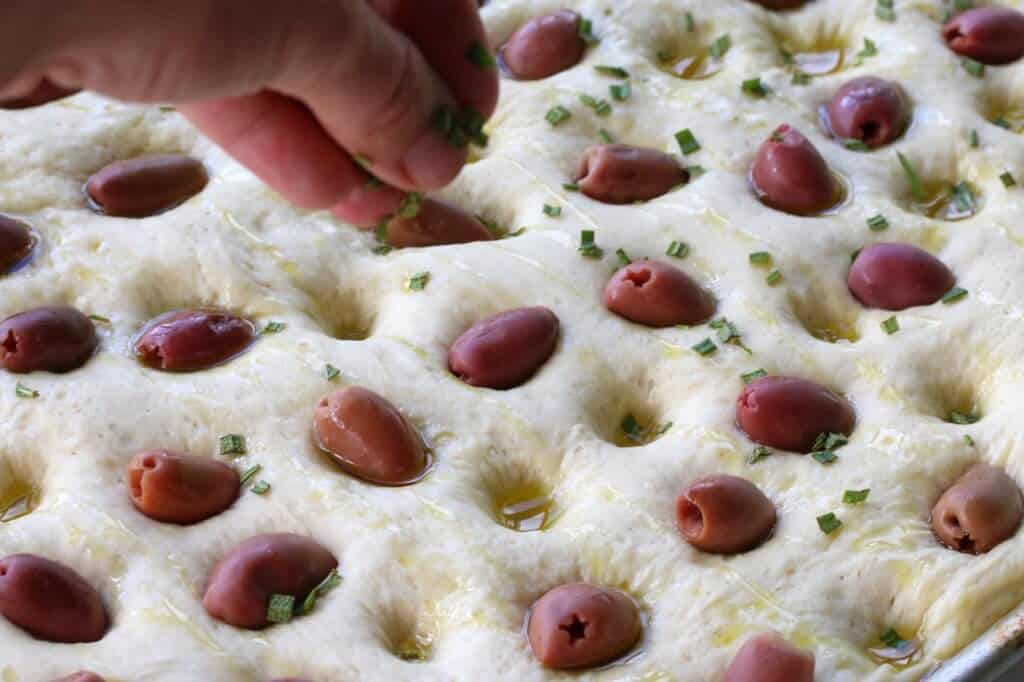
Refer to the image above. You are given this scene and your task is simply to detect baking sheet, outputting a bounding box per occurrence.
[926,602,1024,681]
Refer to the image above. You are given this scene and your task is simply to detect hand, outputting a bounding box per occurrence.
[0,0,499,226]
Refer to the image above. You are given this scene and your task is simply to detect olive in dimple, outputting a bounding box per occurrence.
[0,305,97,374]
[0,554,108,643]
[825,77,910,149]
[932,463,1024,554]
[127,450,240,524]
[527,583,642,669]
[576,145,689,204]
[499,10,587,80]
[313,387,429,486]
[603,260,716,328]
[676,475,776,554]
[751,125,841,216]
[848,243,956,311]
[382,199,494,248]
[86,154,208,218]
[737,376,855,453]
[0,214,36,274]
[746,0,810,9]
[943,6,1024,65]
[724,632,816,682]
[203,533,338,629]
[449,306,560,389]
[134,309,256,372]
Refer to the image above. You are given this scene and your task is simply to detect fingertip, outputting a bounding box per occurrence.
[401,132,469,190]
[332,184,406,228]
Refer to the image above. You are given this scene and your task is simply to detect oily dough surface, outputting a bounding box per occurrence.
[2,0,1024,680]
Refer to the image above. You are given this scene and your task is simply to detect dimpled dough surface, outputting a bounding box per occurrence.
[2,0,1024,680]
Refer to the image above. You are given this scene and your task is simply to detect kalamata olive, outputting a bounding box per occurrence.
[825,77,910,149]
[603,260,716,327]
[932,463,1023,554]
[0,305,97,374]
[943,7,1024,65]
[751,125,840,216]
[86,154,209,218]
[127,450,240,524]
[0,80,78,109]
[499,10,585,80]
[313,387,428,486]
[747,0,809,9]
[203,533,338,630]
[383,199,494,248]
[848,243,956,311]
[449,306,559,389]
[0,215,36,274]
[576,145,688,204]
[724,632,816,682]
[52,673,105,682]
[737,376,855,453]
[677,475,776,554]
[0,554,108,643]
[527,583,642,669]
[134,309,256,372]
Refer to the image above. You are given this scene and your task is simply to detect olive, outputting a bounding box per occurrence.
[0,305,97,374]
[0,214,36,274]
[943,7,1024,65]
[86,154,209,218]
[383,199,494,248]
[603,260,716,327]
[932,463,1023,554]
[576,145,688,204]
[0,554,108,643]
[848,243,956,311]
[127,450,240,524]
[676,474,777,554]
[751,125,840,216]
[134,309,256,372]
[500,11,586,80]
[825,77,910,149]
[736,376,855,453]
[448,307,559,389]
[724,632,816,682]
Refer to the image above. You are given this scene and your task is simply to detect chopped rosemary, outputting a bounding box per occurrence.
[578,230,604,259]
[397,192,423,219]
[843,489,871,504]
[881,316,899,334]
[692,338,717,356]
[14,383,38,399]
[867,214,889,231]
[546,106,572,126]
[949,411,979,425]
[710,318,752,354]
[843,139,871,152]
[580,94,612,116]
[88,314,111,324]
[685,11,696,32]
[950,182,976,213]
[666,241,689,258]
[251,480,271,495]
[896,152,924,202]
[709,34,732,60]
[749,251,773,266]
[563,182,580,192]
[301,569,342,614]
[942,286,968,304]
[675,129,701,155]
[1001,171,1016,188]
[598,128,615,144]
[465,41,496,69]
[856,37,878,64]
[407,272,430,291]
[595,65,630,79]
[219,434,246,456]
[876,0,895,21]
[239,464,262,487]
[261,321,286,335]
[543,204,563,218]
[817,512,842,534]
[610,81,632,102]
[578,17,599,45]
[741,77,770,98]
[741,368,768,384]
[750,446,773,464]
[962,58,985,78]
[766,269,783,286]
[267,594,295,624]
[615,248,632,267]
[969,129,980,147]
[325,364,341,381]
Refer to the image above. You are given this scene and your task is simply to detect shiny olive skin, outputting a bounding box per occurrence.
[932,463,1023,554]
[0,554,108,643]
[943,7,1024,65]
[52,673,105,682]
[500,10,585,80]
[86,154,209,218]
[0,215,36,273]
[848,243,956,311]
[724,632,816,682]
[449,306,559,389]
[747,0,809,9]
[752,125,840,216]
[576,145,688,204]
[127,450,240,524]
[203,533,338,630]
[0,305,97,374]
[134,309,256,372]
[0,80,78,109]
[825,77,910,149]
[737,376,855,453]
[383,199,494,248]
[527,583,642,669]
[313,387,429,486]
[603,260,716,327]
[676,475,776,555]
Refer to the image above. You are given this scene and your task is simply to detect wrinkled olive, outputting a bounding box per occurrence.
[0,305,97,374]
[848,243,956,311]
[500,11,586,80]
[751,125,840,216]
[943,7,1024,65]
[134,309,256,372]
[383,199,494,248]
[724,632,816,682]
[676,475,776,554]
[825,77,910,149]
[576,145,689,204]
[127,450,240,524]
[603,260,716,327]
[747,0,809,9]
[527,583,642,669]
[449,307,559,389]
[737,376,855,453]
[0,215,36,274]
[0,554,108,643]
[203,533,338,630]
[0,80,78,109]
[52,674,105,682]
[313,387,429,485]
[932,463,1023,554]
[86,154,208,218]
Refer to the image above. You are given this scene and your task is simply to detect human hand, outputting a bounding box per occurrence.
[0,0,499,226]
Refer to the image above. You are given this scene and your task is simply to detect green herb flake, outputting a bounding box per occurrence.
[397,192,424,219]
[856,37,879,63]
[267,594,295,624]
[750,445,773,464]
[543,204,563,218]
[876,0,895,21]
[580,94,612,117]
[942,286,968,304]
[969,129,980,148]
[1001,171,1017,188]
[817,512,843,535]
[675,128,701,155]
[843,489,871,504]
[578,230,604,259]
[88,314,111,324]
[843,138,871,152]
[325,364,341,382]
[546,106,572,126]
[709,34,732,60]
[693,338,718,356]
[992,116,1012,130]
[563,182,581,192]
[867,214,889,231]
[791,71,811,86]
[741,77,770,98]
[615,248,632,267]
[239,464,262,487]
[159,105,177,113]
[503,227,526,239]
[880,628,905,648]
[620,414,645,442]
[812,450,839,464]
[465,41,496,69]
[749,251,773,267]
[372,245,393,255]
[949,411,979,425]
[610,81,632,102]
[598,128,615,144]
[965,434,976,446]
[656,422,674,435]
[301,569,342,614]
[897,152,925,202]
[261,321,286,335]
[881,316,899,334]
[950,182,976,213]
[710,318,752,354]
[813,432,850,452]
[685,164,707,177]
[219,434,247,456]
[353,153,373,168]
[578,17,599,45]
[666,241,689,258]
[685,11,696,32]
[595,65,630,79]
[741,368,768,384]
[407,272,430,291]
[766,269,783,286]
[251,480,271,495]
[14,383,38,399]
[962,58,985,78]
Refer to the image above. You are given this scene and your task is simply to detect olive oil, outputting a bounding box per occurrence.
[494,483,554,532]
[0,479,37,522]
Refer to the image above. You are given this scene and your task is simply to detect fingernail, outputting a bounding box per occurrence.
[333,183,405,228]
[401,129,467,190]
